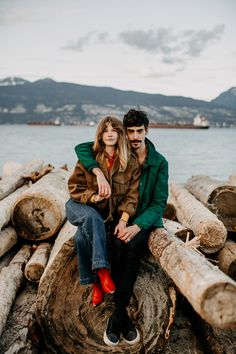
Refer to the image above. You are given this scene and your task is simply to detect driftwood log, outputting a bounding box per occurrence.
[228,173,236,186]
[0,226,18,257]
[12,169,69,241]
[163,218,194,242]
[25,242,52,282]
[163,197,176,220]
[0,282,41,354]
[36,221,174,353]
[217,239,236,281]
[170,183,227,253]
[0,185,29,230]
[148,228,236,329]
[0,244,33,336]
[185,175,236,232]
[0,159,44,201]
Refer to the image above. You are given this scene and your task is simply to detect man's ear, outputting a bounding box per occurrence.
[145,128,149,135]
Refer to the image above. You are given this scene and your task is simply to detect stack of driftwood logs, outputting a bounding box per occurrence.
[0,161,235,354]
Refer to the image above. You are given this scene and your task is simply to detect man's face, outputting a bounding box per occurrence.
[126,125,147,150]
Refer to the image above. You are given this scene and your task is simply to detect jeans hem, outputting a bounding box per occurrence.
[80,274,98,285]
[92,260,109,271]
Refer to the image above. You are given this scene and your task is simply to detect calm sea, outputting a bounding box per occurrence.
[0,125,235,183]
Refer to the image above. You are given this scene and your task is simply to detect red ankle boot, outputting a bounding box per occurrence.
[97,268,116,294]
[92,282,104,306]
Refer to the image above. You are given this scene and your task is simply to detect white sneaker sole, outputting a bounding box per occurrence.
[123,328,140,345]
[103,330,119,346]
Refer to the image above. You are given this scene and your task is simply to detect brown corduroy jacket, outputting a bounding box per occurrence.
[68,153,140,220]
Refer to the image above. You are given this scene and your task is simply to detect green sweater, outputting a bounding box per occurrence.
[75,138,168,229]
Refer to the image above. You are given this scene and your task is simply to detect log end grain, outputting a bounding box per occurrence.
[197,220,227,254]
[36,238,172,353]
[208,187,236,232]
[202,282,236,329]
[12,195,63,240]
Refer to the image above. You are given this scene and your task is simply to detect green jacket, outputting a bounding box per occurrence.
[75,138,168,229]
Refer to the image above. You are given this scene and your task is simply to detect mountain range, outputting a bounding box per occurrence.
[0,77,235,126]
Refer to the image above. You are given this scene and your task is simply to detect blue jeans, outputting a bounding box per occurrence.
[65,199,109,285]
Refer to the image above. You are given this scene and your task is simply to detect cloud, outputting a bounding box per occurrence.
[183,24,225,57]
[119,25,225,64]
[62,24,225,66]
[62,31,110,51]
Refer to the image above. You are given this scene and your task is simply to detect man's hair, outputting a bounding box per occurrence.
[123,109,149,130]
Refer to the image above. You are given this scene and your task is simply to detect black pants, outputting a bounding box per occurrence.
[111,227,153,323]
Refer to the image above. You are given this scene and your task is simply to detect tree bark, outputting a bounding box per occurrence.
[170,183,227,253]
[217,239,236,281]
[0,226,18,257]
[148,228,236,329]
[0,282,41,354]
[185,175,236,232]
[0,185,29,231]
[163,197,176,220]
[0,159,44,200]
[24,242,52,282]
[0,244,33,336]
[163,218,194,242]
[12,169,70,241]
[36,221,174,353]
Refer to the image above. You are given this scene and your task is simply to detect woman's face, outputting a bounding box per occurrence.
[102,123,118,147]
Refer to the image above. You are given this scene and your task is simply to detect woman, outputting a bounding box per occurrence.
[66,116,140,308]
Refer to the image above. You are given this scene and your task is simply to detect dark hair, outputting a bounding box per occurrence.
[123,109,149,130]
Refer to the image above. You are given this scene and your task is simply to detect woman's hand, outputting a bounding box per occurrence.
[93,194,106,203]
[117,225,141,243]
[92,168,111,198]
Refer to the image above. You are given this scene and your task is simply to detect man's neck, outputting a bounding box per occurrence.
[134,142,147,165]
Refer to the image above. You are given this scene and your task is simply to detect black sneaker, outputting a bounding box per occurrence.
[121,316,140,345]
[103,316,120,346]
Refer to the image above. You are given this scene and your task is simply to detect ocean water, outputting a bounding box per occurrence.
[0,125,235,183]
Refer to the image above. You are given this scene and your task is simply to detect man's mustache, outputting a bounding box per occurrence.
[129,140,142,143]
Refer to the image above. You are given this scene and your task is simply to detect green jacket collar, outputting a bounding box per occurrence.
[145,138,159,167]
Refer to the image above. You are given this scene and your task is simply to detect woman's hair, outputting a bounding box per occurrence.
[93,116,130,171]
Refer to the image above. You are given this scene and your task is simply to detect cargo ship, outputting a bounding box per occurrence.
[27,118,61,126]
[149,114,210,129]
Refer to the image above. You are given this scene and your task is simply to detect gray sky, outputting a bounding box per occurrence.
[0,0,235,100]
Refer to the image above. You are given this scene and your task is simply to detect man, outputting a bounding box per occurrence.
[75,109,168,346]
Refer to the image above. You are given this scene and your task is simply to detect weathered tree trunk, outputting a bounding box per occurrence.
[163,218,194,242]
[12,169,70,241]
[0,185,29,230]
[25,242,52,282]
[228,173,236,186]
[2,161,22,177]
[163,197,176,220]
[0,226,18,257]
[188,307,236,354]
[0,282,41,354]
[36,221,174,353]
[148,228,236,329]
[170,183,227,253]
[217,239,236,281]
[0,244,33,336]
[0,247,19,274]
[0,159,44,200]
[185,175,236,232]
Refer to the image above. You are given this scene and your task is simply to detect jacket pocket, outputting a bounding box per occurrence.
[112,173,131,195]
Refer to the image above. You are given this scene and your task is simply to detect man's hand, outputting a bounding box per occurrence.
[114,220,127,236]
[92,168,111,198]
[117,224,141,243]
